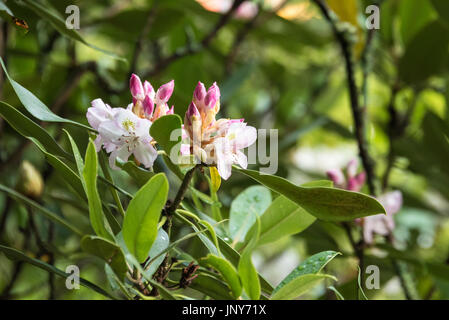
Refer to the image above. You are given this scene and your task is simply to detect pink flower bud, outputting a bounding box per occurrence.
[143,95,154,118]
[186,101,200,122]
[326,169,345,187]
[156,80,174,103]
[130,74,144,100]
[143,80,155,98]
[355,172,366,187]
[167,105,174,115]
[347,177,362,191]
[346,159,358,178]
[204,82,220,109]
[194,81,206,102]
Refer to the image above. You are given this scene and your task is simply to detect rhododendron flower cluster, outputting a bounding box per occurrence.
[183,82,257,180]
[86,75,257,179]
[327,159,403,243]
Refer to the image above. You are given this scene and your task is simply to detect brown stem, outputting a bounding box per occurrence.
[313,0,377,196]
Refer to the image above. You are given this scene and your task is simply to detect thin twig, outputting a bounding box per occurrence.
[312,0,376,196]
[143,0,245,78]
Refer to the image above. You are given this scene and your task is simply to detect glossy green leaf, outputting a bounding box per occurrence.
[201,254,242,298]
[0,183,83,235]
[64,129,85,177]
[271,274,336,300]
[238,217,261,300]
[229,186,271,242]
[216,235,273,295]
[431,0,449,25]
[399,0,437,45]
[81,235,128,281]
[272,250,341,295]
[117,161,154,187]
[189,274,234,300]
[249,181,332,246]
[399,21,449,84]
[123,173,168,262]
[0,101,71,159]
[150,114,182,161]
[236,167,385,222]
[253,196,316,246]
[0,58,92,130]
[32,139,85,201]
[83,140,113,241]
[0,244,115,299]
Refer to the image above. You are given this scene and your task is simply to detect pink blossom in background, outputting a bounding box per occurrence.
[326,159,403,243]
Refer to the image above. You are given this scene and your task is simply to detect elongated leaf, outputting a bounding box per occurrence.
[209,167,221,193]
[253,196,316,246]
[64,129,85,177]
[32,139,85,201]
[271,274,336,300]
[81,236,128,281]
[399,21,449,84]
[117,161,154,187]
[201,254,242,298]
[249,181,332,246]
[238,217,261,300]
[0,58,92,130]
[229,186,271,242]
[0,101,70,159]
[20,0,124,61]
[0,183,83,235]
[189,274,234,300]
[0,244,115,299]
[83,140,113,240]
[123,173,168,262]
[150,114,182,161]
[272,250,341,295]
[236,168,385,221]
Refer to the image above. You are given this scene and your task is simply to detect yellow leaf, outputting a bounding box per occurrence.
[209,167,221,193]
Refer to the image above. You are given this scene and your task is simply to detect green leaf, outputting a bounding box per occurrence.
[430,0,449,26]
[217,236,274,295]
[399,21,449,84]
[209,167,221,193]
[0,244,115,299]
[238,217,261,300]
[271,274,336,300]
[117,161,154,187]
[229,186,271,242]
[0,101,71,159]
[250,181,332,246]
[253,196,316,246]
[64,129,85,177]
[20,0,124,61]
[0,58,92,130]
[81,235,128,281]
[236,167,386,222]
[201,254,242,298]
[123,173,168,262]
[399,0,437,45]
[189,274,235,300]
[144,229,170,277]
[83,140,113,240]
[32,140,85,201]
[0,183,83,236]
[272,250,341,295]
[150,114,182,161]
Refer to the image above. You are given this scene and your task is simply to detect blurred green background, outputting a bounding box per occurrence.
[1,0,449,299]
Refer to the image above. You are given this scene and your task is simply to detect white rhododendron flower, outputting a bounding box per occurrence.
[183,81,257,179]
[86,74,173,170]
[98,108,157,169]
